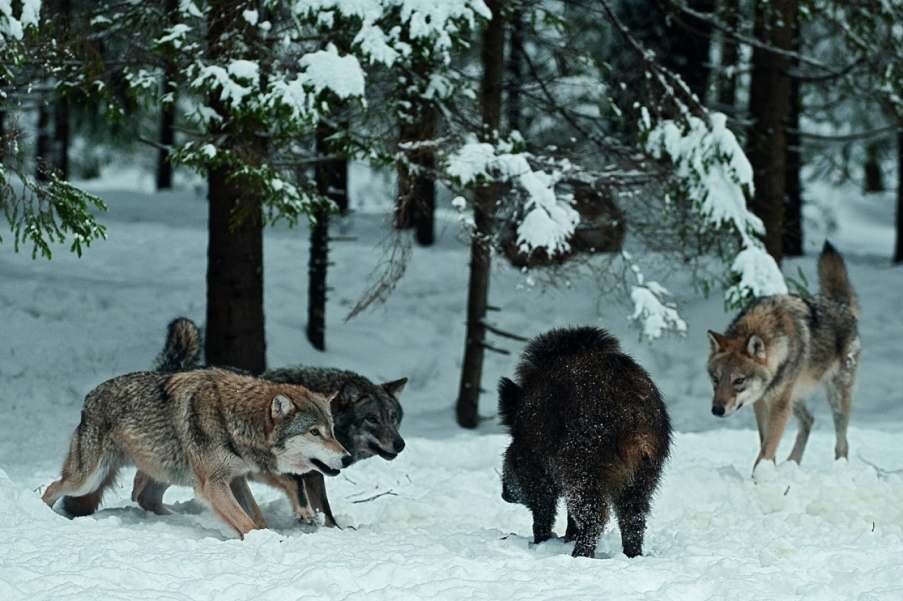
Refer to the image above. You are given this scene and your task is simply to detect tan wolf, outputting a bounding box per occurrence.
[707,242,860,470]
[42,368,350,538]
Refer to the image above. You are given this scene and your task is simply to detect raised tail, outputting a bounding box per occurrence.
[153,317,202,372]
[818,241,859,318]
[498,377,523,427]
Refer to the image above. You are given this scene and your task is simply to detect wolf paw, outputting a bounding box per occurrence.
[294,507,317,525]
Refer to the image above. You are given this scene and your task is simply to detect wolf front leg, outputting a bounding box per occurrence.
[755,390,793,471]
[303,472,338,528]
[198,478,260,539]
[230,477,267,530]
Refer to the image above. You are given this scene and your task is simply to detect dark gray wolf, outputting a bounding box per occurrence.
[707,241,860,469]
[43,368,350,538]
[135,318,406,526]
[499,327,672,558]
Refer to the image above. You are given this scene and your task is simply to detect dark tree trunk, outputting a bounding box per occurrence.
[507,7,523,133]
[747,0,795,263]
[675,0,715,102]
[307,121,347,351]
[717,0,739,109]
[412,118,436,246]
[863,143,884,193]
[782,11,803,257]
[204,3,266,374]
[156,0,179,190]
[307,204,329,351]
[395,59,438,243]
[35,103,52,181]
[53,0,71,180]
[895,128,902,264]
[54,99,70,180]
[456,0,504,429]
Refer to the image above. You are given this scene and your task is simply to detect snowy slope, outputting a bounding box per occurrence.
[0,174,901,600]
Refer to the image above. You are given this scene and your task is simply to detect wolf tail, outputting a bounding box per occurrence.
[498,377,523,427]
[153,317,203,372]
[818,241,859,319]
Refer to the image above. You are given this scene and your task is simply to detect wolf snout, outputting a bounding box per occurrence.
[393,437,405,454]
[341,453,353,468]
[711,405,725,417]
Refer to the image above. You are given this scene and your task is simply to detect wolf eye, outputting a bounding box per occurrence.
[364,416,379,425]
[732,377,746,388]
[310,428,322,437]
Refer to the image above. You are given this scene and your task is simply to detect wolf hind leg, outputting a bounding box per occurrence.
[826,368,855,460]
[43,424,117,515]
[132,470,173,515]
[787,402,814,464]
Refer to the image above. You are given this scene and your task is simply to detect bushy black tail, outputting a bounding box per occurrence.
[498,377,522,427]
[818,241,859,318]
[153,317,202,372]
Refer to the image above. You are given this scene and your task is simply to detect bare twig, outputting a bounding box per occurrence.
[482,321,529,342]
[350,490,398,504]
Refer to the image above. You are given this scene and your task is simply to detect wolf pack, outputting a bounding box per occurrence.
[42,242,861,559]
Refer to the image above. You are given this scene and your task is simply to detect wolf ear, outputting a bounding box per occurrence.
[707,330,726,354]
[271,394,294,420]
[746,335,766,360]
[381,377,408,398]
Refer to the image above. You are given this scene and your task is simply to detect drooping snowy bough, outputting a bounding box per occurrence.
[642,111,788,313]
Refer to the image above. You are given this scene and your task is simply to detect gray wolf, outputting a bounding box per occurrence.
[133,318,407,527]
[707,241,860,469]
[499,327,672,558]
[43,368,350,538]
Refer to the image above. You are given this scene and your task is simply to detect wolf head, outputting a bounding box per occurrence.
[332,377,406,463]
[706,330,772,417]
[269,391,351,477]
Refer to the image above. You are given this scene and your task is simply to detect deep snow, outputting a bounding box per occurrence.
[0,170,901,600]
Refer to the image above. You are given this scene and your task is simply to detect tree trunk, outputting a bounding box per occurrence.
[307,204,329,351]
[782,10,803,257]
[895,127,902,264]
[35,103,52,181]
[412,116,436,246]
[747,0,795,263]
[395,60,437,242]
[204,3,266,374]
[53,0,71,181]
[307,121,347,351]
[717,0,739,109]
[863,143,884,193]
[456,0,504,429]
[507,7,523,133]
[675,0,715,102]
[156,0,178,191]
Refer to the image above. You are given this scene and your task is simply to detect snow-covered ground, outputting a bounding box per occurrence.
[0,171,901,600]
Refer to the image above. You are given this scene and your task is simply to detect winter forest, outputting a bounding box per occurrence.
[1,0,902,599]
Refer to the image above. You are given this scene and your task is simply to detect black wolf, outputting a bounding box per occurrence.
[499,327,672,558]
